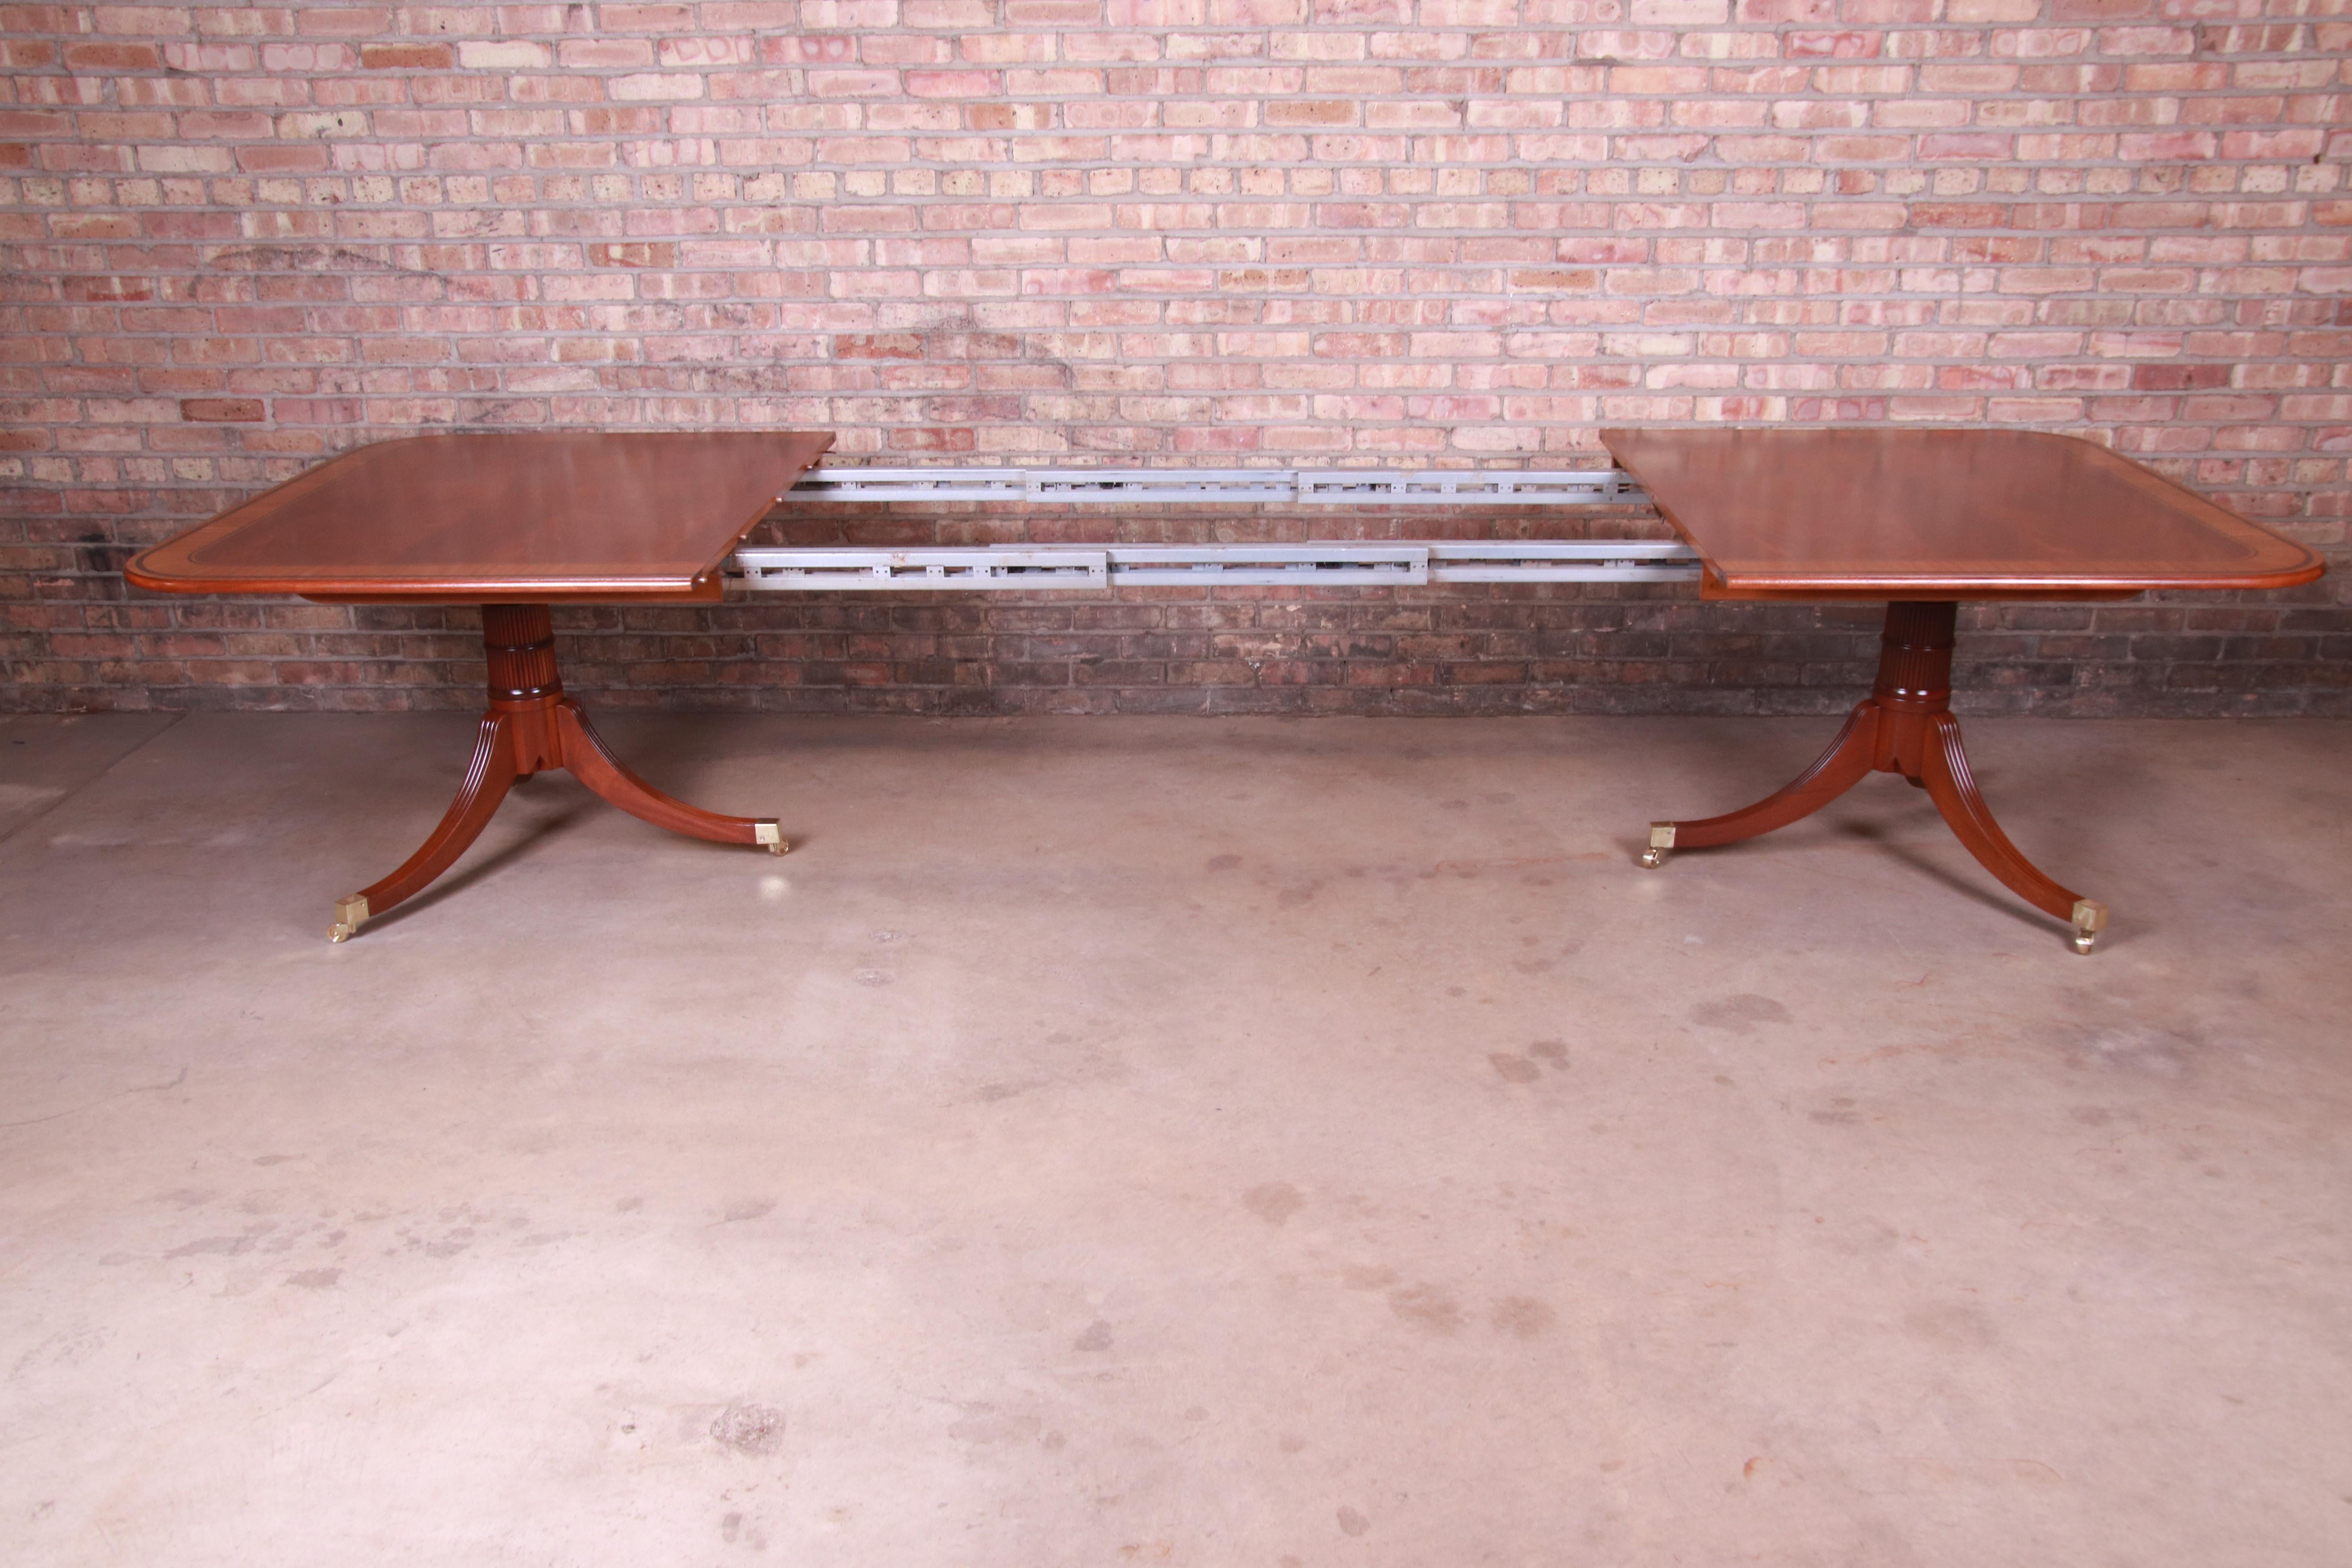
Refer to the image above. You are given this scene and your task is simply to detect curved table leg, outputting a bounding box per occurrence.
[554,699,786,854]
[327,606,787,943]
[1918,713,2107,954]
[1637,602,2105,951]
[329,714,520,942]
[1642,700,1881,867]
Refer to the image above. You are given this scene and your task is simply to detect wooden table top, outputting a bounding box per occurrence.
[126,430,834,603]
[1601,427,2326,601]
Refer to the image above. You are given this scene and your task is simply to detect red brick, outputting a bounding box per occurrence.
[586,243,680,267]
[62,41,165,69]
[176,398,266,422]
[359,42,455,69]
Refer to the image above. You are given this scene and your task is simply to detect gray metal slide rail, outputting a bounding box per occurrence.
[731,466,1700,591]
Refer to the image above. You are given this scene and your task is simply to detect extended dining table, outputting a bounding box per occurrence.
[125,426,2324,952]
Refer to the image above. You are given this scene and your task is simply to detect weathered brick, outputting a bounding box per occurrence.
[176,397,265,421]
[0,3,2343,718]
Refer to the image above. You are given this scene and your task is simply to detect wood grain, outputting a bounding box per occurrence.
[126,430,834,603]
[1602,427,2325,600]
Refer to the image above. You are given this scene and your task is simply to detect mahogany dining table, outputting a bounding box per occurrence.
[127,430,834,942]
[125,426,2325,952]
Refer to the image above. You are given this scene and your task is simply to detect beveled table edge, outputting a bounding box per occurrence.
[1602,426,2328,599]
[124,429,835,602]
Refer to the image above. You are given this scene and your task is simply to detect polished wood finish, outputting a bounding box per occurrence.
[127,431,833,603]
[328,604,783,940]
[1602,427,2324,601]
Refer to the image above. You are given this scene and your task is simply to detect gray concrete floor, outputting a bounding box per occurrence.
[1,710,2347,1566]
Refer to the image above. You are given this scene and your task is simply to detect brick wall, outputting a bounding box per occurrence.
[2,1,2347,717]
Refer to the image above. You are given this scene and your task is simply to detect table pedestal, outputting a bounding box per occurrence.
[1639,601,2109,954]
[327,604,784,942]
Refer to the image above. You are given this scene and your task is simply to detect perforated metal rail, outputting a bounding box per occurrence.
[730,465,1700,591]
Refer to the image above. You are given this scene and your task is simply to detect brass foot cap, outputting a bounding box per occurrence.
[2069,898,2108,956]
[1640,821,1675,869]
[754,819,788,856]
[328,894,368,945]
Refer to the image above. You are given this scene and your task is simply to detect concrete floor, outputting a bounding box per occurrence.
[1,710,2347,1566]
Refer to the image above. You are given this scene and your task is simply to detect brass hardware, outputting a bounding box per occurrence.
[1640,821,1675,869]
[755,820,788,856]
[2069,898,2108,956]
[328,893,369,944]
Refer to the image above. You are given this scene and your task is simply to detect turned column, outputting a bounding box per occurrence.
[482,603,565,777]
[1867,600,1956,778]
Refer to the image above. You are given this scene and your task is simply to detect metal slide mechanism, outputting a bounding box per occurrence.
[730,465,1701,592]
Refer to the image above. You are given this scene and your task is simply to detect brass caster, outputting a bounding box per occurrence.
[328,893,368,945]
[755,820,788,856]
[1640,822,1675,869]
[2069,897,2108,956]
